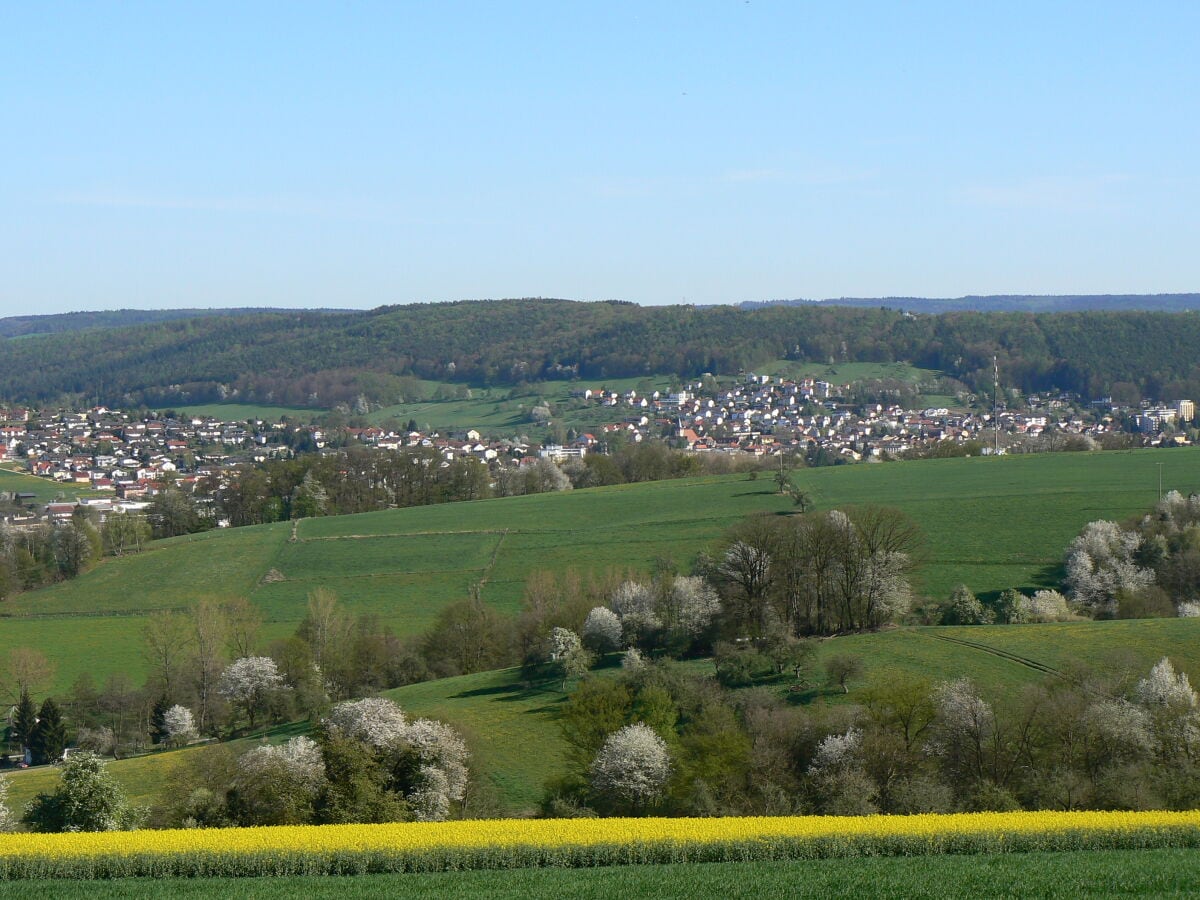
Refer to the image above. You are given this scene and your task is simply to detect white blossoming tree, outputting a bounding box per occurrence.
[548,627,593,689]
[232,736,327,826]
[324,696,408,748]
[218,656,288,729]
[1027,590,1074,623]
[589,722,671,811]
[0,775,12,832]
[670,576,722,637]
[1134,657,1200,760]
[1064,520,1155,616]
[582,606,623,653]
[807,726,877,815]
[321,697,469,822]
[163,705,196,747]
[403,718,470,821]
[610,581,661,644]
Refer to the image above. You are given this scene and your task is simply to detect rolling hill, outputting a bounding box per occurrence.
[6,298,1200,410]
[1,447,1195,697]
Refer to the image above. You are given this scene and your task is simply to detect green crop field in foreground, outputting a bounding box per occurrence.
[1,850,1197,898]
[1,448,1197,697]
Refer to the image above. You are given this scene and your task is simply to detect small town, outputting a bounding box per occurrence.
[0,373,1193,529]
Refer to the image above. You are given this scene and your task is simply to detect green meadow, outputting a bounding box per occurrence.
[0,467,102,504]
[5,850,1197,899]
[170,403,320,422]
[1,448,1196,697]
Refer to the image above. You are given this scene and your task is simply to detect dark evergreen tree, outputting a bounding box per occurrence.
[30,698,67,765]
[11,689,38,755]
[149,695,171,746]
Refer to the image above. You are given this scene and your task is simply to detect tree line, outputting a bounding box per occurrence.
[545,653,1200,817]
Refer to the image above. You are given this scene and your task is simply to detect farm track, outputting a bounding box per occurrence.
[0,606,189,620]
[477,529,509,588]
[300,529,509,541]
[919,630,1064,678]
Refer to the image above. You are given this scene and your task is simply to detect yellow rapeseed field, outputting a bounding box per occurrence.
[1,809,1198,861]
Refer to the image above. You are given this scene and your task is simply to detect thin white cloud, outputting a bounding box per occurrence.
[50,190,301,214]
[956,174,1131,212]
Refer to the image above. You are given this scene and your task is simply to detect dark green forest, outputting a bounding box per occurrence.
[2,299,1199,408]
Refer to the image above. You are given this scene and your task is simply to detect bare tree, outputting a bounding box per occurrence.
[223,596,263,659]
[189,599,230,735]
[5,648,56,702]
[143,611,191,699]
[299,588,350,673]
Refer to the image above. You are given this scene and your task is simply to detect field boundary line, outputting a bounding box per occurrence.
[918,630,1064,678]
[477,529,509,589]
[299,529,510,542]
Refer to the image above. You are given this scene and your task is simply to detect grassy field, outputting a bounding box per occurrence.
[170,403,320,422]
[761,359,941,385]
[366,375,677,438]
[1,448,1197,698]
[0,849,1197,896]
[0,467,102,504]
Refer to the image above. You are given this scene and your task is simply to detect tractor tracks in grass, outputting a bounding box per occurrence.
[918,630,1065,679]
[477,529,509,590]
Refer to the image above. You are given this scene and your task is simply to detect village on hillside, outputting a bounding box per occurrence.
[0,374,1193,528]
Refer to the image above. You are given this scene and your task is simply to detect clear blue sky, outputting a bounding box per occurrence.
[3,1,1198,314]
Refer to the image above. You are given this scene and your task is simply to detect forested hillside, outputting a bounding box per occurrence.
[747,294,1200,313]
[3,298,1200,409]
[0,307,338,339]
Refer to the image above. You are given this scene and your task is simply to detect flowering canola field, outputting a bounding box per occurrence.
[1,810,1199,879]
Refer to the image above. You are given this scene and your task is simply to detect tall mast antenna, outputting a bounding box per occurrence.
[993,355,1000,455]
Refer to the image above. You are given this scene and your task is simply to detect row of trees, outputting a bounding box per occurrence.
[710,508,921,637]
[0,696,471,832]
[547,655,1200,817]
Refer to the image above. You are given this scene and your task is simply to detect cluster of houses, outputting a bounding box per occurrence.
[0,380,1193,526]
[571,375,1196,461]
[0,407,558,526]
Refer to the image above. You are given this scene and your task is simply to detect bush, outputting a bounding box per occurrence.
[22,752,143,832]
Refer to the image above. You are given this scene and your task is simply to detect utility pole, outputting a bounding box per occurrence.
[1157,462,1163,501]
[993,355,1000,456]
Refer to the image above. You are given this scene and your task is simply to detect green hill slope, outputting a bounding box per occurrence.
[1,448,1195,694]
[7,617,1199,817]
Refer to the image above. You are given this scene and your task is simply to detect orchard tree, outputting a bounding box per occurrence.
[582,607,623,654]
[609,581,661,645]
[589,722,671,811]
[943,585,992,625]
[163,705,197,746]
[548,627,593,689]
[403,718,470,821]
[1064,520,1155,616]
[217,656,287,729]
[668,576,721,637]
[324,697,408,748]
[322,698,469,822]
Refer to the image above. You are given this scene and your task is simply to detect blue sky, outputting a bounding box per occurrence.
[3,1,1198,314]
